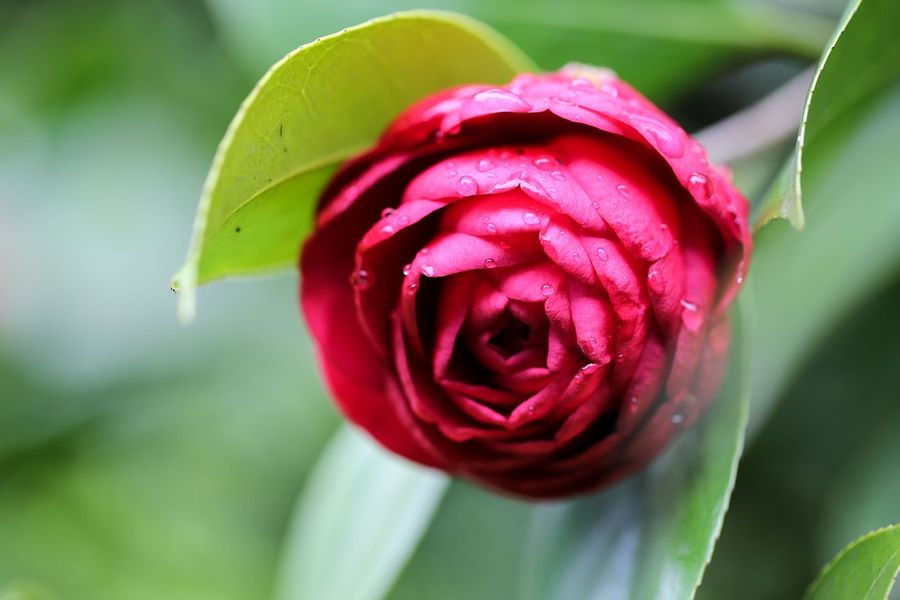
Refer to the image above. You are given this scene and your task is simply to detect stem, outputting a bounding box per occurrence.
[694,68,814,165]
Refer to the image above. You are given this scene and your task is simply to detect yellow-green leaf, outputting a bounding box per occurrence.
[172,11,534,319]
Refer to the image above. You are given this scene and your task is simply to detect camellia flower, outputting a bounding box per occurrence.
[301,67,751,498]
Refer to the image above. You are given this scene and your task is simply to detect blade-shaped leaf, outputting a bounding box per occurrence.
[274,426,449,600]
[748,0,900,434]
[172,10,534,319]
[755,0,900,229]
[520,300,750,600]
[804,524,900,600]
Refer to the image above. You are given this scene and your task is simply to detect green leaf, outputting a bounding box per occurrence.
[748,0,900,434]
[172,10,533,320]
[205,0,833,101]
[274,426,449,600]
[755,0,900,229]
[520,300,750,600]
[804,524,900,600]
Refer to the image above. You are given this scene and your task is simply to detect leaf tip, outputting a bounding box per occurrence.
[171,262,198,324]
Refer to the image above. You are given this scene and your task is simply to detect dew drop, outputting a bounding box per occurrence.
[534,156,557,171]
[381,223,396,234]
[477,158,496,172]
[633,116,684,158]
[486,223,498,234]
[616,183,630,198]
[349,269,372,289]
[687,172,713,199]
[671,413,685,425]
[591,200,600,210]
[397,214,410,227]
[736,274,745,285]
[569,77,594,89]
[447,170,458,177]
[680,299,698,312]
[380,207,395,218]
[627,396,639,413]
[523,212,541,225]
[647,268,665,294]
[550,170,566,181]
[421,264,435,277]
[600,83,619,97]
[470,88,532,113]
[406,282,418,293]
[580,363,599,375]
[484,258,497,269]
[681,305,704,332]
[540,283,554,297]
[455,175,478,196]
[402,263,412,276]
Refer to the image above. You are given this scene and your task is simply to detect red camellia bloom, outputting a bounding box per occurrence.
[301,67,751,498]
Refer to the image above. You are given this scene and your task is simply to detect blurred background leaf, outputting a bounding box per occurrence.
[203,0,835,101]
[275,427,447,600]
[747,0,900,435]
[698,278,900,599]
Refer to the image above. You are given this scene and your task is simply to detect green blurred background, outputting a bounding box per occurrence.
[1,0,896,598]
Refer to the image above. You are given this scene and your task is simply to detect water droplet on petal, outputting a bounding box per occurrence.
[681,305,703,332]
[687,172,713,199]
[402,263,411,276]
[600,83,619,97]
[477,158,495,172]
[627,396,639,413]
[421,264,435,277]
[534,156,557,170]
[591,200,600,210]
[541,283,554,297]
[470,88,532,113]
[523,212,541,225]
[736,274,745,285]
[680,299,698,312]
[634,116,684,158]
[580,363,599,375]
[380,207,395,218]
[406,282,418,293]
[484,258,497,269]
[569,77,594,89]
[381,223,395,234]
[349,269,372,289]
[397,214,410,226]
[616,184,630,198]
[596,247,609,261]
[671,413,685,425]
[550,170,565,181]
[486,223,498,234]
[647,268,664,294]
[455,175,478,196]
